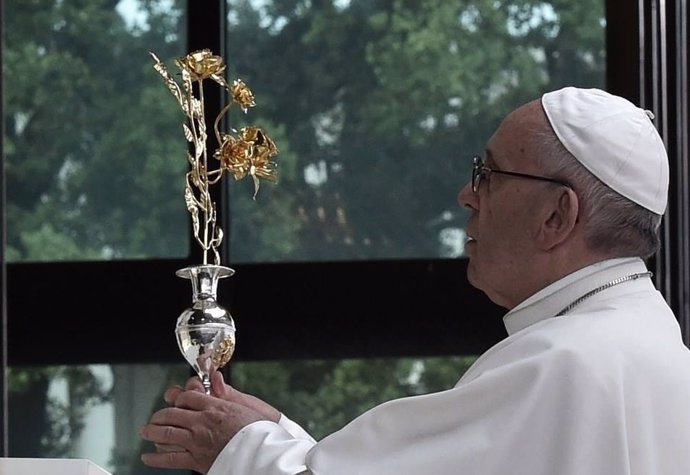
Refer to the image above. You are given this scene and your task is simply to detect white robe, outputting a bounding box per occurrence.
[208,257,690,475]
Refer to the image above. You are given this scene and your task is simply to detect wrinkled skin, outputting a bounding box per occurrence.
[139,371,279,474]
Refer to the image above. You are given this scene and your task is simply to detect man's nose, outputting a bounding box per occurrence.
[457,181,477,210]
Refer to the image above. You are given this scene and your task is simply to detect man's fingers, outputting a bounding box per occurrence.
[155,443,185,453]
[163,385,184,405]
[148,406,200,428]
[141,449,197,471]
[163,375,212,408]
[210,371,228,398]
[185,376,206,392]
[174,388,219,411]
[139,421,191,447]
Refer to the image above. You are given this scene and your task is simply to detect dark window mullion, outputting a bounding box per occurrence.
[186,0,227,265]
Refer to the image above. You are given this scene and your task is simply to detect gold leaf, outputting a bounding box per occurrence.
[211,73,229,89]
[183,123,194,143]
[189,168,201,188]
[150,52,184,107]
[251,172,261,199]
[194,138,204,159]
[184,185,197,214]
[211,227,224,247]
[192,212,200,238]
[181,69,192,88]
[191,98,203,118]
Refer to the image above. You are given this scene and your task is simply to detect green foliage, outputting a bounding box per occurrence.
[5,0,605,263]
[232,356,477,440]
[17,223,102,260]
[4,0,188,261]
[226,0,605,261]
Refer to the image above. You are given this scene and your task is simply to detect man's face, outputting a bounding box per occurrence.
[458,107,547,308]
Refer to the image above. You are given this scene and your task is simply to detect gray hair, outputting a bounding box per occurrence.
[534,128,663,259]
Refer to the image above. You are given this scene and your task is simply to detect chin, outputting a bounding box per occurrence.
[466,262,481,290]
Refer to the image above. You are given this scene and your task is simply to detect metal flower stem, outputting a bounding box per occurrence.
[185,75,217,266]
[198,80,210,265]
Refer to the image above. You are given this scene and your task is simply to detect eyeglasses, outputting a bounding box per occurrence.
[471,155,572,193]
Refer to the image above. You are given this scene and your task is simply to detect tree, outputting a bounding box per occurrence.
[3,0,189,468]
[226,0,605,261]
[231,356,477,440]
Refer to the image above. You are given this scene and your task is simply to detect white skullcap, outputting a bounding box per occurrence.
[541,87,668,214]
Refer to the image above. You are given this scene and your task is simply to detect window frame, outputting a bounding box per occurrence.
[0,0,687,384]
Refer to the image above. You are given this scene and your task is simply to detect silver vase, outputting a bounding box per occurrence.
[176,264,236,394]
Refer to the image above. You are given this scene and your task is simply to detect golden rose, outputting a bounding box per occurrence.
[240,126,278,158]
[215,135,252,180]
[245,127,278,183]
[216,127,279,184]
[232,79,256,111]
[175,49,226,81]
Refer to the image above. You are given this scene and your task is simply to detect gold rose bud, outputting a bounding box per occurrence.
[232,79,256,112]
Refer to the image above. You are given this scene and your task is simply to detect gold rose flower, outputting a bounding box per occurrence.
[216,126,279,196]
[215,134,252,180]
[175,49,226,81]
[152,49,278,263]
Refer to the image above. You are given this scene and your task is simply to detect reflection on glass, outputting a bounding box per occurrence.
[231,356,477,439]
[4,0,187,262]
[8,364,190,475]
[225,0,605,263]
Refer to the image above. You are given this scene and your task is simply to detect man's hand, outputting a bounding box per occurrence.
[166,371,281,422]
[140,371,282,474]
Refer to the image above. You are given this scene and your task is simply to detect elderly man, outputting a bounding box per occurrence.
[140,87,690,474]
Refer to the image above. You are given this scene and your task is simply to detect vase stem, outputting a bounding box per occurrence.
[201,373,211,395]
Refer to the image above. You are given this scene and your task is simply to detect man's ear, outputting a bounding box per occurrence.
[536,188,579,251]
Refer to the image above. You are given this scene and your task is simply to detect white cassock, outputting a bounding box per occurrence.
[208,257,690,475]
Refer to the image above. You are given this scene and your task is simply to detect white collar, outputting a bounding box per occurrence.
[503,257,651,335]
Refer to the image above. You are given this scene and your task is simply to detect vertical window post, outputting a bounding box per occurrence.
[0,0,8,456]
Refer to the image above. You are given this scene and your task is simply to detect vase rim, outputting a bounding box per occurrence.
[176,264,235,279]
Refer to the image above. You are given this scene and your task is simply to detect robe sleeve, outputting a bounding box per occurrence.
[278,414,317,442]
[207,416,316,475]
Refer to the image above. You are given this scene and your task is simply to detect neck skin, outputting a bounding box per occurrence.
[503,256,650,335]
[506,240,613,310]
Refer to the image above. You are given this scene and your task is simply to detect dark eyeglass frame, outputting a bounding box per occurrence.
[471,155,572,193]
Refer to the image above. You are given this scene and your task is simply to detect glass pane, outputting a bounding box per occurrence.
[231,356,477,439]
[8,363,190,475]
[8,360,474,471]
[3,0,188,262]
[224,0,606,263]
